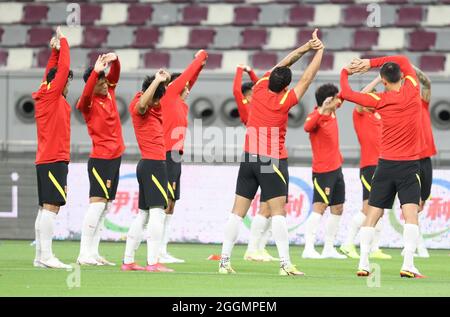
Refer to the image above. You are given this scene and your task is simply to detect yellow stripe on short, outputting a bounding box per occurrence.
[416,173,421,188]
[152,174,168,205]
[313,178,329,205]
[48,171,66,202]
[92,167,110,200]
[272,164,286,185]
[360,175,372,192]
[167,182,175,200]
[367,92,381,101]
[279,90,290,105]
[405,75,418,87]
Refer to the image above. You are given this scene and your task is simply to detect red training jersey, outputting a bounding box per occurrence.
[244,72,299,159]
[233,67,259,125]
[340,55,423,161]
[33,38,71,165]
[129,92,165,160]
[161,51,207,153]
[419,99,437,159]
[353,108,382,168]
[304,107,343,173]
[76,58,125,159]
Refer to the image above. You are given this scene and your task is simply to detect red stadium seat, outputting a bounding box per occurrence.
[28,27,54,47]
[353,30,379,51]
[240,29,267,49]
[23,4,48,24]
[144,51,170,69]
[127,4,153,26]
[288,5,315,26]
[252,52,277,70]
[80,3,102,25]
[409,30,436,52]
[0,50,8,67]
[83,27,109,48]
[187,29,216,49]
[233,6,260,26]
[37,48,51,68]
[309,53,334,71]
[204,53,222,70]
[133,27,160,48]
[419,55,445,72]
[182,5,208,25]
[343,6,369,27]
[297,28,323,46]
[397,7,423,27]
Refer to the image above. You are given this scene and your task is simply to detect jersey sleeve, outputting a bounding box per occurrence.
[167,51,207,96]
[106,58,120,89]
[76,70,98,113]
[304,110,322,133]
[280,89,299,110]
[340,69,380,108]
[233,67,249,125]
[46,37,70,98]
[42,48,60,82]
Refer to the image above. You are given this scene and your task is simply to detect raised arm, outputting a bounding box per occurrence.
[104,53,120,88]
[168,50,208,96]
[136,70,170,115]
[77,56,108,113]
[361,75,382,94]
[340,68,379,108]
[293,47,324,100]
[43,37,60,82]
[304,110,322,133]
[413,65,431,103]
[233,66,249,125]
[248,68,259,83]
[46,29,70,98]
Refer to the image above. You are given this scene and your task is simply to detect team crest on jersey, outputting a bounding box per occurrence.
[325,187,331,195]
[106,180,111,188]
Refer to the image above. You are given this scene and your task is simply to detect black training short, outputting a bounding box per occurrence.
[369,159,421,209]
[360,165,377,201]
[137,159,169,210]
[87,157,121,200]
[312,167,345,206]
[235,153,289,202]
[166,151,182,201]
[419,157,432,202]
[36,161,69,207]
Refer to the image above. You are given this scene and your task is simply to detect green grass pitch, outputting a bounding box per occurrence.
[0,240,449,297]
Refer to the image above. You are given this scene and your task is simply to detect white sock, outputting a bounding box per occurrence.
[221,214,242,258]
[371,217,383,252]
[402,224,419,270]
[247,214,269,253]
[258,217,271,250]
[124,209,149,264]
[91,202,109,258]
[345,211,365,245]
[417,227,426,250]
[271,215,290,264]
[161,214,173,255]
[324,214,342,250]
[39,209,57,261]
[358,227,375,270]
[79,202,106,259]
[146,208,166,265]
[304,212,322,250]
[34,208,42,261]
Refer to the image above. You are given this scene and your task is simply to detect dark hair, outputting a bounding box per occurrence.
[83,66,105,83]
[241,82,254,95]
[46,67,73,83]
[142,75,166,100]
[315,83,339,107]
[170,72,181,83]
[380,62,401,83]
[269,66,292,93]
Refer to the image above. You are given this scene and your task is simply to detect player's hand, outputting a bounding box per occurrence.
[195,49,208,59]
[349,58,370,74]
[308,29,324,50]
[56,26,65,39]
[155,69,171,83]
[49,37,60,50]
[344,64,354,75]
[101,52,117,64]
[94,55,108,73]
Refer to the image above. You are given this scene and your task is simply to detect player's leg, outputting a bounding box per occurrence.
[255,202,278,261]
[145,160,173,272]
[219,156,258,274]
[417,157,432,258]
[244,200,271,261]
[33,171,45,267]
[37,162,71,269]
[302,171,331,258]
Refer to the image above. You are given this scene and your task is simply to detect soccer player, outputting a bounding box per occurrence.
[32,27,73,269]
[339,76,392,260]
[159,50,208,264]
[303,85,346,259]
[121,69,173,272]
[340,55,425,278]
[413,65,436,258]
[219,29,324,275]
[233,64,277,262]
[76,53,125,266]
